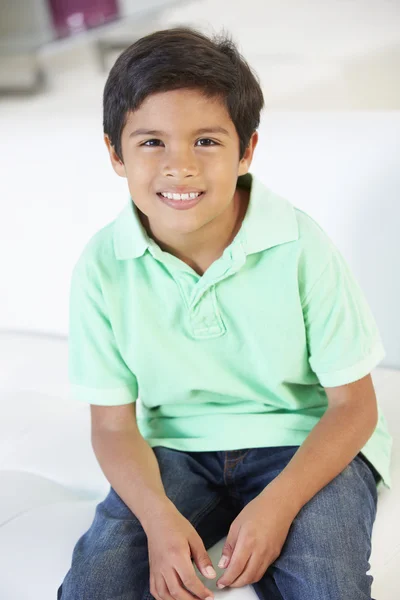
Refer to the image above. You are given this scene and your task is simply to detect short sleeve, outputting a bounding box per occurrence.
[302,247,386,387]
[68,257,138,405]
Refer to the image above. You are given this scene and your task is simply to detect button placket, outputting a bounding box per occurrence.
[190,286,226,339]
[168,237,247,340]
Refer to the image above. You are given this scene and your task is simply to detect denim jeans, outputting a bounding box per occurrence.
[57,445,380,600]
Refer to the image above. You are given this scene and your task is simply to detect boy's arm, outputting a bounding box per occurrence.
[261,374,378,514]
[68,258,181,530]
[277,225,386,512]
[91,403,175,532]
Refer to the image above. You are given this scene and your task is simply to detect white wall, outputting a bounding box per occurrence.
[165,0,400,110]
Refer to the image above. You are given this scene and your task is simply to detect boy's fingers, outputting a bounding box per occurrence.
[176,557,214,600]
[217,541,249,588]
[156,573,195,600]
[189,534,216,579]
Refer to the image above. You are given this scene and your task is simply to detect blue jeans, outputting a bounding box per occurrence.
[57,446,380,600]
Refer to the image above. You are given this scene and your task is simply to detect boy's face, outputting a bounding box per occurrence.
[104,88,257,242]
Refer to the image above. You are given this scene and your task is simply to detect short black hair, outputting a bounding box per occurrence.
[103,26,264,162]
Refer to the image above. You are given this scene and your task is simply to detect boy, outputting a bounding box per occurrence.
[58,26,392,600]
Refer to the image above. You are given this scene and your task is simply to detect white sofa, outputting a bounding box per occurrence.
[0,331,398,600]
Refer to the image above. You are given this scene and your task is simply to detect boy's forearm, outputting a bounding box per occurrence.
[263,400,378,515]
[92,429,175,532]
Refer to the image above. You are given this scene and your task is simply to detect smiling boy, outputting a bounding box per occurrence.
[106,89,254,277]
[58,27,392,600]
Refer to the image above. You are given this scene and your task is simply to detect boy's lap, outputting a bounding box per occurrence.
[60,446,378,598]
[98,446,378,550]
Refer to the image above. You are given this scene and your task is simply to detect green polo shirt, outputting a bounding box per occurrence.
[68,173,392,490]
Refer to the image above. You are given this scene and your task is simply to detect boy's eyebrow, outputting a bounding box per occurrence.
[129,126,230,138]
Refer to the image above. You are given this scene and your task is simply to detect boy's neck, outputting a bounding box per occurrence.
[139,186,249,277]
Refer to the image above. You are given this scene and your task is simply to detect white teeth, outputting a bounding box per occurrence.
[160,192,202,201]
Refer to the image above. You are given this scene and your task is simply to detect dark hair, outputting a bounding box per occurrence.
[103,26,264,162]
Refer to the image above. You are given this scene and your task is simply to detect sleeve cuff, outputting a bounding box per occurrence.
[315,342,386,387]
[69,382,138,405]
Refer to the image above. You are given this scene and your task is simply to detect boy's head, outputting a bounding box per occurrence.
[103,26,264,244]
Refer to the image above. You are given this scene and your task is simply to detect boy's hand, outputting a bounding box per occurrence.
[216,482,298,589]
[145,504,216,600]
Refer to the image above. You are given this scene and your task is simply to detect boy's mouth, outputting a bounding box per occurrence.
[156,191,205,210]
[157,191,204,201]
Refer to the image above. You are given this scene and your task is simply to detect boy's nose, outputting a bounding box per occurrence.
[162,153,199,178]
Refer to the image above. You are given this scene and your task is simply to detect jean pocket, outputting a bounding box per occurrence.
[356,453,381,485]
[354,454,380,507]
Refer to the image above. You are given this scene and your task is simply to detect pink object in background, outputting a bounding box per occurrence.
[48,0,120,38]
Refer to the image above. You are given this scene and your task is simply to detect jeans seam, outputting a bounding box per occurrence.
[226,449,251,463]
[224,449,252,479]
[191,494,222,528]
[237,448,252,463]
[224,452,249,506]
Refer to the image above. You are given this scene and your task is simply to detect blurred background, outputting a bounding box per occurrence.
[0,0,399,367]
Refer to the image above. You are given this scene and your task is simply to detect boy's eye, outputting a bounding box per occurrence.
[196,138,218,146]
[141,139,163,147]
[140,138,218,147]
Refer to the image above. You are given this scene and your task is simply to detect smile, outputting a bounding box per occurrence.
[157,191,205,210]
[159,191,203,201]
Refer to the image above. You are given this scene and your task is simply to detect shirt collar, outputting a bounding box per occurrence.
[113,172,299,260]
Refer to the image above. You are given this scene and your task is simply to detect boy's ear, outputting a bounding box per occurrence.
[238,130,258,177]
[104,135,126,178]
